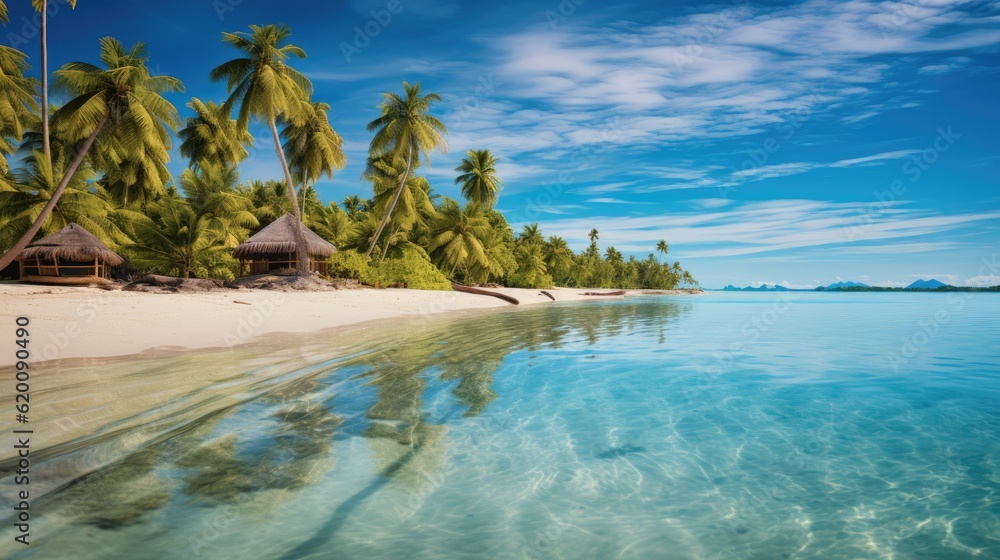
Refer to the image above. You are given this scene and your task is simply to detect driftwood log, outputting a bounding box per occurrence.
[452,284,520,305]
[540,290,555,301]
[583,290,626,296]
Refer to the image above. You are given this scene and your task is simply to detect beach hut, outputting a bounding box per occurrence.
[17,223,124,284]
[233,214,336,276]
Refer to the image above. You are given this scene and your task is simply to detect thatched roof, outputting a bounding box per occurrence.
[19,223,124,266]
[233,214,336,259]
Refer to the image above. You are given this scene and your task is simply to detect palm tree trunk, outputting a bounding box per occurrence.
[269,117,309,276]
[40,0,51,167]
[366,144,413,257]
[0,110,109,271]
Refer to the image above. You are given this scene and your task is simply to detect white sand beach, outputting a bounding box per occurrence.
[0,284,692,366]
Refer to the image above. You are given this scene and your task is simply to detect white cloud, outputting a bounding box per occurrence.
[586,198,633,204]
[964,275,1000,287]
[512,199,1000,258]
[829,150,921,167]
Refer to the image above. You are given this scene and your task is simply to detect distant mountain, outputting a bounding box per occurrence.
[722,284,790,291]
[906,279,950,289]
[819,281,870,290]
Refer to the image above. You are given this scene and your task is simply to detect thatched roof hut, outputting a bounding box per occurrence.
[233,214,336,276]
[18,223,123,284]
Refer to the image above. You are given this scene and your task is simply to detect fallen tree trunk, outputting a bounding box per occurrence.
[583,290,626,296]
[452,284,519,305]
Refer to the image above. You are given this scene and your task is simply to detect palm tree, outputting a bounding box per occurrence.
[210,24,312,274]
[308,202,354,248]
[342,194,364,221]
[242,179,292,226]
[0,40,39,176]
[178,98,253,170]
[656,240,669,262]
[365,153,434,242]
[129,197,232,279]
[33,0,78,168]
[364,81,446,257]
[179,164,258,247]
[281,100,346,219]
[427,198,490,276]
[518,223,544,246]
[512,242,551,288]
[0,151,129,249]
[0,37,183,271]
[455,149,503,208]
[586,228,600,258]
[543,236,573,282]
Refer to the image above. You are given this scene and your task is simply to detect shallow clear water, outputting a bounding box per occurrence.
[2,292,999,559]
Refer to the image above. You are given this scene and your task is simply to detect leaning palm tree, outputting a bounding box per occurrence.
[365,153,435,242]
[364,81,446,257]
[0,37,183,271]
[455,149,503,208]
[281,100,346,218]
[211,24,312,274]
[0,151,129,250]
[33,0,78,168]
[178,98,253,170]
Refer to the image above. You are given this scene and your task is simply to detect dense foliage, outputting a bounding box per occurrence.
[0,19,696,290]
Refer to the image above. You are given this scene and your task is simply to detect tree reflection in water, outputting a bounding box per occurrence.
[30,298,688,532]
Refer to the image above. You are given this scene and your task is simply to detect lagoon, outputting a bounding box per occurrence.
[1,292,998,559]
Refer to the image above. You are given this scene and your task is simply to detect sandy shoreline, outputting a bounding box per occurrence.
[0,283,699,366]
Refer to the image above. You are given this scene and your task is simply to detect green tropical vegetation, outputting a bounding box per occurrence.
[0,20,696,290]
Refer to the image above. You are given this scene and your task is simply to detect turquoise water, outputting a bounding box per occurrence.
[2,292,999,559]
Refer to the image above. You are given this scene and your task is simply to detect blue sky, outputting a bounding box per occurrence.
[6,0,1000,288]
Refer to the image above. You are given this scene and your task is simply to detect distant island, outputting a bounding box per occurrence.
[721,284,791,292]
[719,279,1000,292]
[816,278,999,292]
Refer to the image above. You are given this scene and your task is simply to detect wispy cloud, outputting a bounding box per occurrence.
[514,199,1000,258]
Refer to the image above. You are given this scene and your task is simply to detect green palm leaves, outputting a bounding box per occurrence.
[129,197,234,279]
[0,36,182,271]
[211,24,317,274]
[364,81,447,257]
[0,45,37,175]
[427,199,492,276]
[179,99,253,170]
[210,24,311,130]
[455,149,503,208]
[282,101,346,187]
